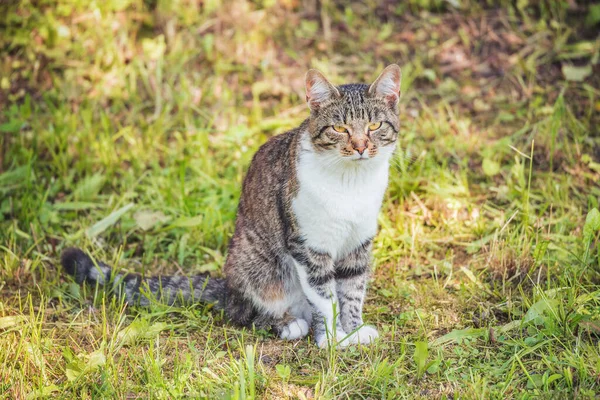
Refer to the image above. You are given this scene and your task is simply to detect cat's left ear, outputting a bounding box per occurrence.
[368,64,401,108]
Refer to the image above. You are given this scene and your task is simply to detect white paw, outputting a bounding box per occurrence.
[279,319,309,340]
[315,329,352,349]
[349,325,379,345]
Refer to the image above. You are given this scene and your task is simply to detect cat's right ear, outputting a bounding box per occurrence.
[305,69,340,111]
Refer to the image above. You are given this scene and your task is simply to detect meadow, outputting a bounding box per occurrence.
[1,0,600,398]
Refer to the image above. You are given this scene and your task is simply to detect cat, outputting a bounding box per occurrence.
[61,64,401,348]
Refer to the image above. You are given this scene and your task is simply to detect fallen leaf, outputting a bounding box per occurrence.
[0,315,28,329]
[134,210,169,231]
[562,65,592,82]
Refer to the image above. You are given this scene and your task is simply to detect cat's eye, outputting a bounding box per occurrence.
[332,125,348,133]
[368,122,382,131]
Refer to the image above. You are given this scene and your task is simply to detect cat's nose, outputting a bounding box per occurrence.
[352,137,368,155]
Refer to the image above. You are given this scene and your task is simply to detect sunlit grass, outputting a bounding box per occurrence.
[1,0,600,398]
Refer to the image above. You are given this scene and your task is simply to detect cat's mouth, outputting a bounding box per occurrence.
[353,157,369,162]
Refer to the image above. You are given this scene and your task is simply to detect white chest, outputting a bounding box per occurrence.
[292,146,391,260]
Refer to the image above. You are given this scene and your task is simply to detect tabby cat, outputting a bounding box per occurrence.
[62,64,401,348]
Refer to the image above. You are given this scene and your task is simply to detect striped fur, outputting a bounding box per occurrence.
[61,65,401,347]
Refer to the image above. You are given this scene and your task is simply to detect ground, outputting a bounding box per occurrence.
[1,0,600,398]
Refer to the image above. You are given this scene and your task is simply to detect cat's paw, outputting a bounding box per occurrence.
[315,329,353,349]
[279,319,310,340]
[349,325,379,345]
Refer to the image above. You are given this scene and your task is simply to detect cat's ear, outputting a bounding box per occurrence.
[305,69,340,111]
[368,64,401,108]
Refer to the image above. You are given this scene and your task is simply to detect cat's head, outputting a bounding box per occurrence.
[305,64,401,162]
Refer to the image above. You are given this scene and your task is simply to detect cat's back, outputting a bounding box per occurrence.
[240,123,306,199]
[229,123,307,246]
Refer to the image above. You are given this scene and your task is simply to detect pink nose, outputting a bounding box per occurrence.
[355,146,366,155]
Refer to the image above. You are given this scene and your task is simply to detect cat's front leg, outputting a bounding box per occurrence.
[336,241,379,345]
[292,248,351,348]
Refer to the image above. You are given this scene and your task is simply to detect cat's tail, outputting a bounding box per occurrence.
[60,247,227,308]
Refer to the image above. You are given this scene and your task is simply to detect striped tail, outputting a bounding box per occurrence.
[60,247,227,308]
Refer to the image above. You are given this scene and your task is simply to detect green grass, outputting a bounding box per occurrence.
[2,0,600,398]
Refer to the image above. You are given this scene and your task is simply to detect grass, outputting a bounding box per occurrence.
[1,0,600,398]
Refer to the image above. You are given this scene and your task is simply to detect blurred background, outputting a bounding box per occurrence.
[1,0,600,398]
[1,0,598,263]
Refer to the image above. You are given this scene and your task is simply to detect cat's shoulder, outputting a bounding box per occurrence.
[251,120,308,161]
